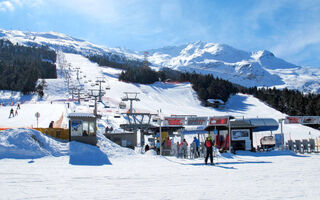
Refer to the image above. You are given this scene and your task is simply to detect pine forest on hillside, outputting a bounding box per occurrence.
[0,39,57,93]
[242,87,320,116]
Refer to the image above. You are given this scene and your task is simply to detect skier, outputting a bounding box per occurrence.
[181,139,188,158]
[193,136,200,157]
[9,108,14,118]
[144,144,150,152]
[15,109,18,116]
[205,135,214,165]
[17,103,20,109]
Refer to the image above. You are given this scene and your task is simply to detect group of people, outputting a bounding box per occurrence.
[153,135,216,165]
[8,103,20,118]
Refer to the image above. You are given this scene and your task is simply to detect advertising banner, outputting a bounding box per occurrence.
[275,134,284,148]
[284,116,302,124]
[231,129,250,141]
[301,116,320,124]
[163,117,185,126]
[71,120,83,136]
[285,116,320,124]
[208,117,229,126]
[186,117,208,126]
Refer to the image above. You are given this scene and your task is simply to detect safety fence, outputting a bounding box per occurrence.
[286,138,320,153]
[0,127,69,140]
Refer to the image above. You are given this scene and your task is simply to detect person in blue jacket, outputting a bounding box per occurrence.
[193,136,200,157]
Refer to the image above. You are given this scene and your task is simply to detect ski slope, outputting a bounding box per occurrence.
[0,52,319,141]
[1,52,320,200]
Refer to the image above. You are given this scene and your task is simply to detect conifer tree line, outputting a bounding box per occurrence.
[0,39,57,93]
[241,87,320,116]
[87,54,320,116]
[88,54,144,70]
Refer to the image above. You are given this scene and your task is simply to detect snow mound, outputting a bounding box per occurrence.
[69,141,111,165]
[0,128,68,159]
[97,131,136,159]
[144,149,157,156]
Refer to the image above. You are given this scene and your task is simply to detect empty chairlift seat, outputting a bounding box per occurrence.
[260,136,275,150]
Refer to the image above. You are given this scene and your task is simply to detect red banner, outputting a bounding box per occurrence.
[163,117,185,126]
[209,117,229,125]
[284,116,302,124]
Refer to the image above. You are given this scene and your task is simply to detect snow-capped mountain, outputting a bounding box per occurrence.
[146,41,320,93]
[0,29,319,93]
[0,29,140,60]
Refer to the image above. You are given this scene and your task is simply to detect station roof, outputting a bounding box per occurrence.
[68,113,96,118]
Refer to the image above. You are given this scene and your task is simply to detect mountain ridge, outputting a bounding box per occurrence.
[0,29,319,93]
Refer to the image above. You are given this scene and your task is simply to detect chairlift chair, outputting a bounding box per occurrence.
[119,102,126,109]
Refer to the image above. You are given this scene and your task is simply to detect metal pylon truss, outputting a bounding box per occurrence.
[120,113,156,131]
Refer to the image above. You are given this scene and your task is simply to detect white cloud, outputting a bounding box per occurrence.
[0,1,14,11]
[0,0,42,12]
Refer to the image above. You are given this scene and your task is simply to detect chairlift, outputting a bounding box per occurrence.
[114,114,121,118]
[88,80,92,82]
[89,104,94,107]
[95,83,99,86]
[119,102,126,109]
[105,86,110,90]
[84,99,89,102]
[91,83,95,87]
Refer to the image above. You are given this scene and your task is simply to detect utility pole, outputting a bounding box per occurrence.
[158,109,162,156]
[95,77,107,102]
[88,89,103,116]
[75,67,80,80]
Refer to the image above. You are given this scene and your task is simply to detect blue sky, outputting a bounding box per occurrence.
[0,0,319,67]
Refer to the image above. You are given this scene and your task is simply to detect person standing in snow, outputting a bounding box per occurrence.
[156,140,160,155]
[17,103,20,109]
[181,139,188,158]
[15,109,18,116]
[144,144,150,152]
[205,135,214,165]
[9,108,14,118]
[193,136,200,157]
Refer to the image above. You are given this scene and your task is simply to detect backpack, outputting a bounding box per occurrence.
[205,140,212,148]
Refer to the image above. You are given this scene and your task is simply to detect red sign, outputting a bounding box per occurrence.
[209,117,229,125]
[164,117,185,126]
[285,116,301,124]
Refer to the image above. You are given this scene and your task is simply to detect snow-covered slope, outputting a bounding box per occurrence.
[0,29,319,93]
[1,53,319,144]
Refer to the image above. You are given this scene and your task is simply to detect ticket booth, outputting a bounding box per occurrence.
[68,113,97,145]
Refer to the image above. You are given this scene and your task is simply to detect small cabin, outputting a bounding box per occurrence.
[68,113,97,145]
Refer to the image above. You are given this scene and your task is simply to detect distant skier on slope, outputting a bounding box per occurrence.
[205,135,214,165]
[9,108,14,118]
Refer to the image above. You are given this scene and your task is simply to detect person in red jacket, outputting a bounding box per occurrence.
[205,135,214,165]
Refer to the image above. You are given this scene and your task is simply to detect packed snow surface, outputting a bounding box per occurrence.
[0,129,320,199]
